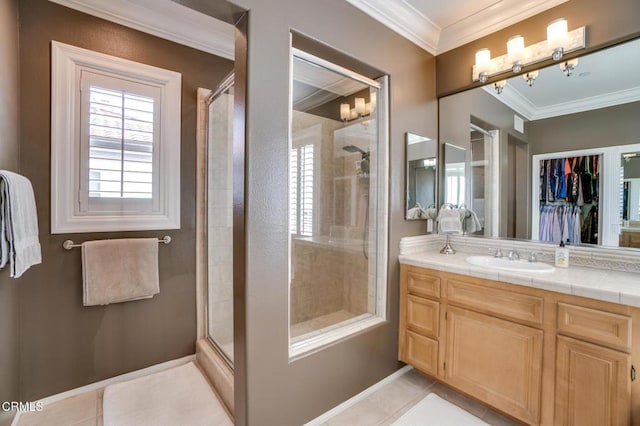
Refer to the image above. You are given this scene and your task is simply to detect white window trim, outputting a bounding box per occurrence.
[51,41,181,233]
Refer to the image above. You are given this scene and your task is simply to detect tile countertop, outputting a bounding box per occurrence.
[399,249,640,308]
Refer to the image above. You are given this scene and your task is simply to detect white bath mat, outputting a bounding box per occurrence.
[392,393,489,426]
[103,361,232,426]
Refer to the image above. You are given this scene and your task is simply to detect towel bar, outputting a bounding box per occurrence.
[62,236,171,250]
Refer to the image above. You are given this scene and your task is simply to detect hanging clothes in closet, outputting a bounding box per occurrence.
[538,154,600,244]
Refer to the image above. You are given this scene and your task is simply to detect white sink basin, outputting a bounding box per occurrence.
[466,256,556,273]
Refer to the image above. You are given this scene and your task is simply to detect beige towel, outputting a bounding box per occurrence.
[82,238,159,306]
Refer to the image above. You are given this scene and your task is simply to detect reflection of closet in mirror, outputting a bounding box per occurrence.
[535,153,601,246]
[621,152,640,248]
[532,143,640,248]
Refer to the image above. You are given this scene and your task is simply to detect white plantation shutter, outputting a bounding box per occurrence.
[290,148,299,234]
[299,144,314,235]
[79,70,161,213]
[290,144,314,236]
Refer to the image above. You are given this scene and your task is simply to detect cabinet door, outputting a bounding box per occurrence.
[555,336,630,426]
[445,307,543,425]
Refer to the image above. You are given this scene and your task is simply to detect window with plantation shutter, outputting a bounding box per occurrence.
[79,71,160,213]
[51,41,181,233]
[290,144,315,236]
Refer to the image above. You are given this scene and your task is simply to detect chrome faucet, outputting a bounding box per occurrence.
[528,252,544,263]
[507,249,520,261]
[489,247,503,258]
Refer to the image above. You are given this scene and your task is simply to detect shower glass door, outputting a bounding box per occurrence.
[206,74,234,364]
[289,48,389,358]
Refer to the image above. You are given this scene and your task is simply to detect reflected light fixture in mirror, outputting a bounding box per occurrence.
[340,97,371,122]
[472,18,585,82]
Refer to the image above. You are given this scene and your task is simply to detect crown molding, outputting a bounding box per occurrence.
[484,84,640,121]
[344,0,440,54]
[346,0,568,55]
[48,0,234,60]
[437,0,568,54]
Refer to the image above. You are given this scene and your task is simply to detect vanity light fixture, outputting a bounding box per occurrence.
[523,70,539,87]
[507,35,526,73]
[340,97,371,122]
[560,58,579,76]
[493,80,506,95]
[472,19,585,82]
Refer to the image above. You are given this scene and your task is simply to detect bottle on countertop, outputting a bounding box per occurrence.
[555,240,569,268]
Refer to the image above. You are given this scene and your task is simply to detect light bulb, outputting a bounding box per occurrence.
[475,48,491,82]
[340,103,350,121]
[547,18,568,61]
[355,98,365,116]
[507,35,525,73]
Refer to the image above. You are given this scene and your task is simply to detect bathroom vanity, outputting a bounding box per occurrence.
[399,242,640,426]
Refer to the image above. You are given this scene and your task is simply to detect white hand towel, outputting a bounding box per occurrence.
[0,170,42,278]
[437,208,462,234]
[463,209,483,233]
[82,238,160,306]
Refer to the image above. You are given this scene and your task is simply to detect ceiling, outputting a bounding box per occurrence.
[50,0,569,56]
[49,0,638,119]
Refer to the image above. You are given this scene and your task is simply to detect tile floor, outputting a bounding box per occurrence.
[14,366,520,426]
[17,389,104,426]
[318,368,522,426]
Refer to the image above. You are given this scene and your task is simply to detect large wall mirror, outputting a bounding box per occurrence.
[439,37,640,250]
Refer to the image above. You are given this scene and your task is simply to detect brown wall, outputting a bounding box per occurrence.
[178,0,438,424]
[529,101,640,155]
[436,0,640,97]
[0,0,20,414]
[17,0,232,400]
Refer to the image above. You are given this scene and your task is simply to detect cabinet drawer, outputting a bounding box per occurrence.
[405,330,438,376]
[447,279,543,325]
[407,268,440,299]
[557,303,632,351]
[407,295,439,338]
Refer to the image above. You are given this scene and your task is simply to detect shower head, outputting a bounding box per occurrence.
[342,145,368,157]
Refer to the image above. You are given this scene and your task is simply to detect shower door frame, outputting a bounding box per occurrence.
[196,73,235,368]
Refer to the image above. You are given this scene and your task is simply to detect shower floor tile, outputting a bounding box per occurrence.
[291,309,360,340]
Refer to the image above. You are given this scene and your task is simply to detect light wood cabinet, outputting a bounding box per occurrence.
[445,307,543,424]
[399,264,638,426]
[555,336,631,426]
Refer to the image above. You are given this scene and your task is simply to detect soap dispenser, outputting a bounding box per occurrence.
[555,241,569,268]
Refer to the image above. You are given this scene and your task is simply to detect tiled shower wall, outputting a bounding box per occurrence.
[290,111,370,325]
[290,239,368,324]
